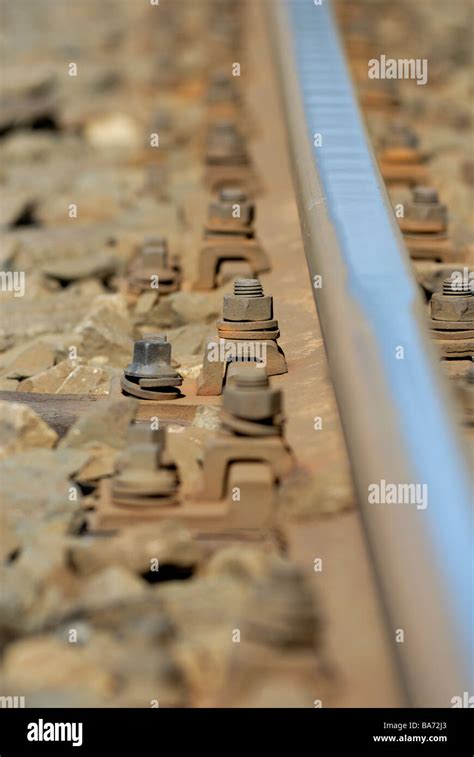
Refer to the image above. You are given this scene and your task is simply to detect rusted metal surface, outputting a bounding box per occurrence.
[199,367,294,502]
[399,186,448,234]
[378,124,429,186]
[198,278,287,395]
[428,276,474,356]
[93,425,180,528]
[121,336,183,400]
[126,237,181,296]
[193,191,270,290]
[399,186,458,261]
[203,121,260,194]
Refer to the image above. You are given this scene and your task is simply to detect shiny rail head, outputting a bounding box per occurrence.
[270,0,473,706]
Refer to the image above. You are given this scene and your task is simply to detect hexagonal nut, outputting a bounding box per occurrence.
[223,385,281,420]
[430,292,474,322]
[223,294,273,322]
[141,248,168,269]
[208,200,253,228]
[407,201,447,225]
[383,123,418,149]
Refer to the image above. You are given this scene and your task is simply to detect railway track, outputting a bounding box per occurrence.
[0,0,472,712]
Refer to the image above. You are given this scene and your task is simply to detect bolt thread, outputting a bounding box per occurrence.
[233,278,263,298]
[442,277,472,296]
[219,187,247,203]
[413,186,438,204]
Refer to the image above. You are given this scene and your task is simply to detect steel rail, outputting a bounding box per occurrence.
[269,0,473,706]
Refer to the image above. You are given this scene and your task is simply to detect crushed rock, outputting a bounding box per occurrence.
[18,358,83,393]
[175,355,202,379]
[53,364,111,395]
[0,533,81,636]
[1,636,118,698]
[84,113,142,149]
[142,290,221,331]
[0,290,102,342]
[59,398,137,480]
[191,405,221,430]
[166,323,210,358]
[41,250,117,283]
[78,566,148,613]
[74,294,133,366]
[18,357,118,395]
[0,401,57,459]
[68,520,204,577]
[0,448,86,533]
[0,340,56,380]
[60,397,137,450]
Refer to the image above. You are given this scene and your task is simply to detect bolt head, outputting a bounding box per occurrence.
[407,186,447,225]
[125,336,171,378]
[414,186,438,204]
[141,244,169,270]
[206,72,238,104]
[208,192,254,228]
[219,187,248,203]
[206,121,246,161]
[384,121,419,149]
[141,237,168,265]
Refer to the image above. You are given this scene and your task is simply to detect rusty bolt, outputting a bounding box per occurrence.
[441,277,472,296]
[414,187,438,204]
[220,187,247,203]
[223,366,282,421]
[206,120,246,161]
[113,423,178,498]
[407,186,448,225]
[125,335,179,380]
[208,187,254,229]
[223,278,273,322]
[382,121,419,150]
[430,277,474,322]
[119,425,165,471]
[141,237,169,269]
[206,71,238,104]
